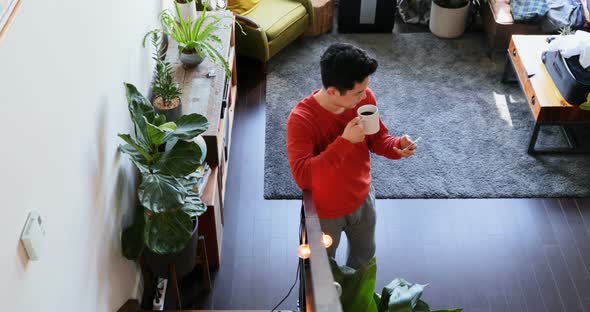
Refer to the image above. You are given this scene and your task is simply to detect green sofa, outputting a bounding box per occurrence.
[233,0,314,64]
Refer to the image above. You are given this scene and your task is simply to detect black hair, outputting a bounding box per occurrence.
[320,43,378,94]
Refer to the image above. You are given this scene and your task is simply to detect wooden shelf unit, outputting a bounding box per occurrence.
[165,11,237,269]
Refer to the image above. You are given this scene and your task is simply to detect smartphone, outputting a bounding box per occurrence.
[402,137,421,151]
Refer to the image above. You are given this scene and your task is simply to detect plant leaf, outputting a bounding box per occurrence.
[158,140,202,177]
[119,143,150,173]
[124,83,155,124]
[124,83,155,145]
[182,191,207,217]
[153,114,167,126]
[161,9,183,43]
[330,257,378,312]
[414,299,431,312]
[197,18,221,42]
[147,121,175,146]
[202,41,231,77]
[159,121,177,132]
[138,173,187,213]
[379,278,427,312]
[118,134,152,162]
[374,293,382,309]
[121,218,145,260]
[172,113,209,140]
[192,0,209,37]
[144,210,193,254]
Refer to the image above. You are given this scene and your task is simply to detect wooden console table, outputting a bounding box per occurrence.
[166,11,237,269]
[502,35,590,154]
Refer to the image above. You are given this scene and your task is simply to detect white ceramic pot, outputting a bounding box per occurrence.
[175,0,197,23]
[429,1,469,39]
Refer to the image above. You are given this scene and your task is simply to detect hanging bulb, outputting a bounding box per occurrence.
[297,244,311,259]
[333,282,342,297]
[322,232,333,248]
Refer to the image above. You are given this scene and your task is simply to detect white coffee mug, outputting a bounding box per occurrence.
[357,104,380,135]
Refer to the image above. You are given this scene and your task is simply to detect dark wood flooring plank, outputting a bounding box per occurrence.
[576,197,590,311]
[483,235,512,312]
[423,244,454,310]
[543,198,590,311]
[544,245,583,312]
[252,219,272,306]
[461,204,493,312]
[510,201,550,312]
[560,199,590,252]
[229,257,254,308]
[492,203,530,312]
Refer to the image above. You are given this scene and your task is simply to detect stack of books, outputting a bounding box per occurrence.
[185,163,211,197]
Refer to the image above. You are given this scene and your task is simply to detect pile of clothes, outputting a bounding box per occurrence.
[397,0,479,26]
[511,0,590,32]
[397,0,432,25]
[547,31,590,87]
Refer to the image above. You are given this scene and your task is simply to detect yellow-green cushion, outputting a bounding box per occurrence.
[227,0,260,15]
[244,0,307,41]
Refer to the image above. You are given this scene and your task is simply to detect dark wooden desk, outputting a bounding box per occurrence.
[503,35,590,154]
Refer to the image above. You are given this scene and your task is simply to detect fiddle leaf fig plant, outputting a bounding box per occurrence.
[119,82,209,259]
[330,258,463,312]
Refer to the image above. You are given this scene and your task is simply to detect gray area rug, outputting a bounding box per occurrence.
[264,33,590,199]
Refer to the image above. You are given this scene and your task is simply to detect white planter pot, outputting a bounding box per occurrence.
[429,1,469,38]
[175,0,197,23]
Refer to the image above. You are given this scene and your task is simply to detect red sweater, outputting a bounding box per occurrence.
[287,88,402,219]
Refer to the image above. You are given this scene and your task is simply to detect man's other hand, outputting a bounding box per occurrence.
[342,117,365,144]
[393,135,417,158]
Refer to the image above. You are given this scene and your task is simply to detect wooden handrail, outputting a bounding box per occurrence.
[300,191,343,312]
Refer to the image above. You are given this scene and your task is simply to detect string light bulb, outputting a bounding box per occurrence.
[297,244,311,259]
[334,282,342,297]
[322,232,333,248]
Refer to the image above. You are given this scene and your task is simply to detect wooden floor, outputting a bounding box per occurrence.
[194,56,590,312]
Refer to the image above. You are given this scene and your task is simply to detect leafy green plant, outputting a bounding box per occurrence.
[330,258,463,312]
[119,82,209,259]
[144,0,231,76]
[146,33,182,106]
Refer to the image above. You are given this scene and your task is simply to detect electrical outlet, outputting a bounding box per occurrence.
[20,211,46,261]
[152,277,168,310]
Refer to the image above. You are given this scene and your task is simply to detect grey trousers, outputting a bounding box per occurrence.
[319,186,376,269]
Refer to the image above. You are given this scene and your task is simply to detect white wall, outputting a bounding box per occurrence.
[0,0,162,310]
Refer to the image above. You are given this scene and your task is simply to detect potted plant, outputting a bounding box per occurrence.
[145,0,231,72]
[119,82,209,279]
[145,33,183,122]
[429,0,470,38]
[330,257,463,311]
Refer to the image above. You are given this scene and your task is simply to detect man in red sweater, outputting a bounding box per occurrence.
[287,43,417,269]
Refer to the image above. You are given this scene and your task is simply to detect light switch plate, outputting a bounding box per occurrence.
[20,211,45,261]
